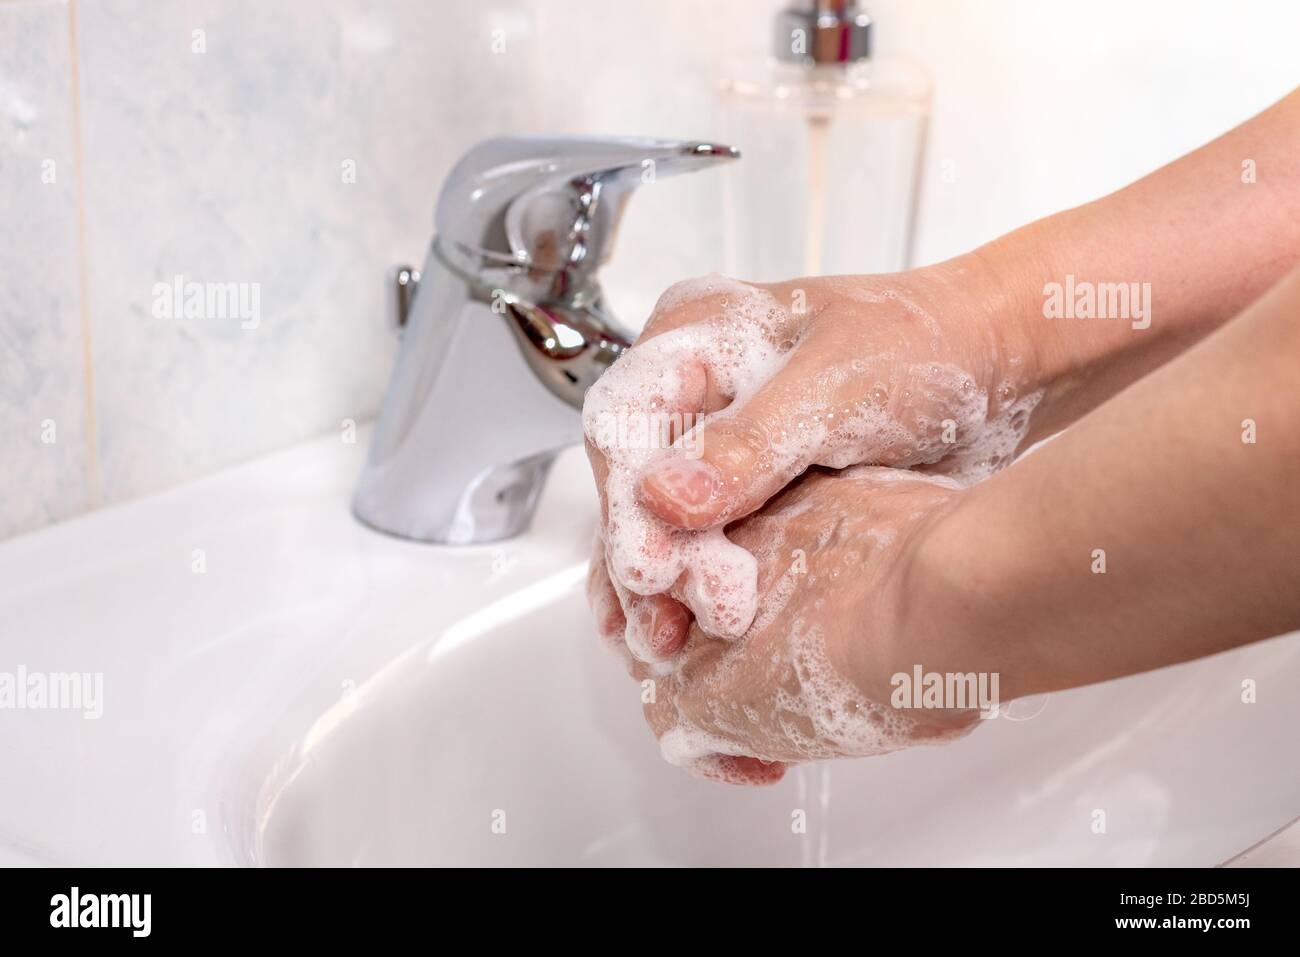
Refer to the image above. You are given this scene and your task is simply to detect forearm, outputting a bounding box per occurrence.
[967,88,1300,441]
[906,263,1300,701]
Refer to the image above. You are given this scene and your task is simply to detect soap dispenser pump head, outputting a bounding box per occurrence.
[775,0,873,65]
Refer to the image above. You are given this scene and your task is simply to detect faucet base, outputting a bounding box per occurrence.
[353,451,557,545]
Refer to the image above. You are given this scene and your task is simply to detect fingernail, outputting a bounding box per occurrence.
[647,601,689,658]
[622,593,688,662]
[638,458,723,521]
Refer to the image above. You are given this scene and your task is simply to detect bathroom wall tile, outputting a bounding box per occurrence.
[0,0,91,540]
[73,0,533,503]
[12,0,1298,529]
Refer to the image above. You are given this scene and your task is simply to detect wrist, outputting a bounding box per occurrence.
[966,204,1200,441]
[961,230,1060,396]
[910,244,1052,412]
[893,484,1057,705]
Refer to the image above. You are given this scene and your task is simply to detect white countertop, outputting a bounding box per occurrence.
[0,425,594,865]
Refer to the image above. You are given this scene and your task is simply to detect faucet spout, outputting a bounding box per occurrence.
[352,135,737,544]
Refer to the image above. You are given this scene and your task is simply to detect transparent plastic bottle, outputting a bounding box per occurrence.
[719,2,932,281]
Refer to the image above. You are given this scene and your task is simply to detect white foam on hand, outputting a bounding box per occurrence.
[583,274,1040,665]
[583,277,791,650]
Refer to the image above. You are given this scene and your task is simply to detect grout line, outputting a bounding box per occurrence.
[65,0,100,507]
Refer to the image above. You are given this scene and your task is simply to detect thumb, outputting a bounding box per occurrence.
[637,371,822,530]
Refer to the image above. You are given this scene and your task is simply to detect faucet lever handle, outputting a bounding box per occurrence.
[435,136,738,298]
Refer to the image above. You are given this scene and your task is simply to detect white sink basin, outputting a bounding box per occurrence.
[254,561,1300,867]
[3,427,1298,866]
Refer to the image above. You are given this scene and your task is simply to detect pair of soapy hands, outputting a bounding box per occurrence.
[584,265,1037,784]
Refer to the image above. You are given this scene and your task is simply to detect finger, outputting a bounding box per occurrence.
[622,591,690,661]
[686,754,787,786]
[602,550,692,663]
[641,672,678,737]
[586,535,625,646]
[649,695,790,786]
[584,439,612,525]
[637,347,835,530]
[582,351,707,532]
[583,348,707,530]
[636,284,712,343]
[587,350,711,598]
[636,278,790,349]
[587,533,689,666]
[639,635,788,785]
[675,537,757,639]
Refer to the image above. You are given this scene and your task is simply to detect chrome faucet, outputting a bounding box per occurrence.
[353,135,738,544]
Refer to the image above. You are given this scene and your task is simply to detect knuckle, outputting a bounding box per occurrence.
[705,414,773,473]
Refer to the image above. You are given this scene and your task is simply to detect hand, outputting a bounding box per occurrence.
[585,90,1300,780]
[594,465,984,784]
[585,257,1041,661]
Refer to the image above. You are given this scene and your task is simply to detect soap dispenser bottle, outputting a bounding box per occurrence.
[719,1,932,281]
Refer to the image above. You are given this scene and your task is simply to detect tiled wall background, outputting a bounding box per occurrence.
[3,0,1299,541]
